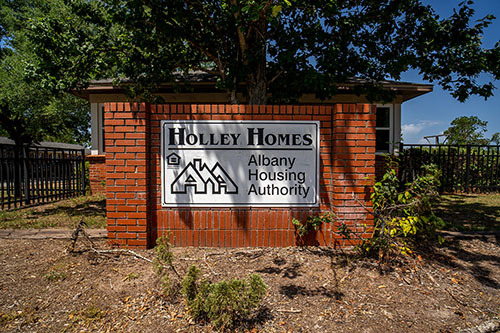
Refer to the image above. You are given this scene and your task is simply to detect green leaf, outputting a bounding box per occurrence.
[12,0,500,106]
[272,5,282,17]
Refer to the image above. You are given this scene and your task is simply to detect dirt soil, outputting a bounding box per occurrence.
[0,235,499,333]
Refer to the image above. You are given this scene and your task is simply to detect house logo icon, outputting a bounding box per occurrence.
[166,152,181,166]
[171,159,238,195]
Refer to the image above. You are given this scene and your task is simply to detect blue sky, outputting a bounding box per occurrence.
[401,0,500,144]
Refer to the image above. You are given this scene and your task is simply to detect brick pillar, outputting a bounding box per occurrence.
[104,102,151,248]
[87,155,106,194]
[332,104,376,246]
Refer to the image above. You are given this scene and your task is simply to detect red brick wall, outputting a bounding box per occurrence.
[88,155,106,194]
[104,103,376,248]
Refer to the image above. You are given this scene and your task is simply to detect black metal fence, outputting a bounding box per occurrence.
[0,144,86,209]
[399,144,500,193]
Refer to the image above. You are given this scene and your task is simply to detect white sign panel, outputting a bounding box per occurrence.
[161,120,319,207]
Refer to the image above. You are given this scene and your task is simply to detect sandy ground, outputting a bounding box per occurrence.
[0,235,499,332]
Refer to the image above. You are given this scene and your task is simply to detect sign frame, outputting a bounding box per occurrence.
[160,120,320,207]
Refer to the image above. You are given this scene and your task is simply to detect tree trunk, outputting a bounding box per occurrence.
[238,15,268,105]
[247,65,267,105]
[246,38,267,103]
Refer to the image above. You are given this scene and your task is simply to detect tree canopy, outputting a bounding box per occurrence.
[23,0,500,104]
[491,132,500,145]
[443,115,489,145]
[0,0,90,146]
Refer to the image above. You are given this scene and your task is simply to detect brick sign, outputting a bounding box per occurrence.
[161,120,319,207]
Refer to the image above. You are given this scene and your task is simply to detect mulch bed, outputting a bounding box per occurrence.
[0,235,499,332]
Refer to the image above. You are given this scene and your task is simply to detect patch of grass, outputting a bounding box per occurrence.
[434,194,500,232]
[44,259,69,282]
[64,305,105,332]
[0,307,39,327]
[44,270,66,282]
[123,272,139,281]
[0,194,106,229]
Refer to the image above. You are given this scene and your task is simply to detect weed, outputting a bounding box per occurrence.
[65,305,104,332]
[44,270,66,281]
[123,272,139,281]
[292,212,336,237]
[81,305,103,319]
[0,311,22,325]
[0,306,39,327]
[153,234,180,296]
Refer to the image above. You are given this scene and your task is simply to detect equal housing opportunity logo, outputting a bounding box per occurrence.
[161,120,320,207]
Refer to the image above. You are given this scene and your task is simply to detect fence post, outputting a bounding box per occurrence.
[465,145,471,193]
[23,145,30,205]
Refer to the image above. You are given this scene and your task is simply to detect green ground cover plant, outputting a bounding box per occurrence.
[0,194,106,229]
[434,193,500,231]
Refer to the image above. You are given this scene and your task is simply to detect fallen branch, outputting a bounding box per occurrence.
[91,248,153,263]
[68,217,95,252]
[67,220,190,280]
[203,253,220,276]
[276,308,302,313]
[68,218,153,264]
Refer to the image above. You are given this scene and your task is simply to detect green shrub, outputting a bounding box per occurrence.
[364,161,444,256]
[336,160,444,258]
[181,265,267,330]
[181,265,201,305]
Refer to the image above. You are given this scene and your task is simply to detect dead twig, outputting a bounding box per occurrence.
[202,253,220,276]
[68,218,153,263]
[68,217,94,252]
[91,248,153,263]
[276,308,302,313]
[445,288,468,307]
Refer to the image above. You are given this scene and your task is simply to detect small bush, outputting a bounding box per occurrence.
[153,234,179,296]
[181,265,201,305]
[364,161,443,256]
[181,265,267,330]
[336,160,444,259]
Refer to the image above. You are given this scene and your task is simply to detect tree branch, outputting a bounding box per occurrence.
[268,69,285,85]
[230,0,249,65]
